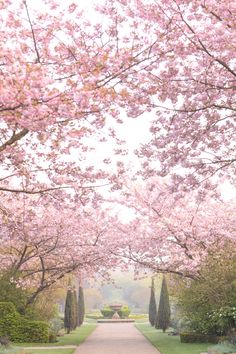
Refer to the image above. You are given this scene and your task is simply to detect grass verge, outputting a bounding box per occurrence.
[25,349,74,354]
[0,348,74,354]
[136,323,210,354]
[15,323,96,347]
[53,324,96,346]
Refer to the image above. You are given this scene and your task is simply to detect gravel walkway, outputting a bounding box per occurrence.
[73,322,161,354]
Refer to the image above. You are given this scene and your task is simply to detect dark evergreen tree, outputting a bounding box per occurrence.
[72,289,78,330]
[148,277,157,326]
[64,288,75,334]
[155,275,171,332]
[78,286,85,326]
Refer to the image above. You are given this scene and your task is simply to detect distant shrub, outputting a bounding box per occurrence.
[100,307,114,319]
[100,305,131,319]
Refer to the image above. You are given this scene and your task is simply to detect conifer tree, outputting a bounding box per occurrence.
[64,288,75,334]
[72,288,78,330]
[78,286,85,326]
[148,277,157,326]
[155,275,171,332]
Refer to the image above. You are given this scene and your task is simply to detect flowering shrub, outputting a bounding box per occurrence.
[208,307,236,335]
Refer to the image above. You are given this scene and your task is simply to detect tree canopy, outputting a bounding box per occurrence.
[0,0,235,298]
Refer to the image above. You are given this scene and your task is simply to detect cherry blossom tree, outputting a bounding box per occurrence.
[0,0,161,299]
[0,192,121,306]
[101,0,236,192]
[112,179,236,278]
[0,0,235,303]
[2,0,235,194]
[0,0,163,196]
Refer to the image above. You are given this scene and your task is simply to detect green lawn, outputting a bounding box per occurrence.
[0,348,74,354]
[53,324,96,346]
[15,323,96,347]
[25,349,74,354]
[136,323,210,354]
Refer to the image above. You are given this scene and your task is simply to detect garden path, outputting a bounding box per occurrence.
[73,322,161,354]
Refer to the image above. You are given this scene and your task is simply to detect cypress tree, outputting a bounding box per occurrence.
[78,286,85,326]
[64,288,75,334]
[72,288,78,330]
[155,275,171,332]
[148,277,157,326]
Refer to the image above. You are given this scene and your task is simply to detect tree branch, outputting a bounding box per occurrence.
[0,128,29,153]
[23,0,41,63]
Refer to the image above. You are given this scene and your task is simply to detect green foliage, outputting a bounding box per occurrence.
[149,278,157,326]
[78,287,85,327]
[180,332,218,344]
[0,302,48,343]
[0,273,60,322]
[24,298,58,322]
[0,275,27,315]
[0,302,21,339]
[100,306,114,318]
[208,307,236,336]
[118,305,131,318]
[172,247,236,335]
[155,276,171,332]
[100,305,131,319]
[16,320,49,343]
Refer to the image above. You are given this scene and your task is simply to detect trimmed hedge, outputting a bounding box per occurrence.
[118,306,131,319]
[17,320,49,342]
[100,307,114,318]
[180,332,219,344]
[100,305,131,319]
[0,302,19,339]
[0,302,49,342]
